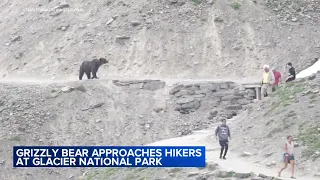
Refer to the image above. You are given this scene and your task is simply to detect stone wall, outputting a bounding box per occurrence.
[112,80,165,91]
[169,82,255,120]
[112,79,256,121]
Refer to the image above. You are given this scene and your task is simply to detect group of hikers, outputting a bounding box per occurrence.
[214,62,298,178]
[215,120,297,179]
[261,62,296,98]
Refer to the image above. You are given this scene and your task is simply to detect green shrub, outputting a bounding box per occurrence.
[233,0,239,9]
[265,82,305,115]
[191,0,201,4]
[299,125,320,160]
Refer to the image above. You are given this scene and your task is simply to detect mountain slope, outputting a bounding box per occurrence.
[0,0,319,80]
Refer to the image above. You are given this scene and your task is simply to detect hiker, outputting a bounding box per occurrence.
[271,67,282,92]
[278,135,296,179]
[285,62,296,82]
[261,65,275,98]
[215,119,231,160]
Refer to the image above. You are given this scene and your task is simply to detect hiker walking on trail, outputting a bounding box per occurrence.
[285,62,296,82]
[261,65,275,98]
[215,119,231,160]
[272,67,282,92]
[278,135,296,179]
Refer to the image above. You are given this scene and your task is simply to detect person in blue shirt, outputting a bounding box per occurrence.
[215,119,231,160]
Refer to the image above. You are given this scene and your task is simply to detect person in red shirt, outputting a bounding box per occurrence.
[272,67,282,92]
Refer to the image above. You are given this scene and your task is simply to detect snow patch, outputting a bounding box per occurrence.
[296,59,320,78]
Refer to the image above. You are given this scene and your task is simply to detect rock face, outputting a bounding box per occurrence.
[169,82,253,115]
[113,80,165,91]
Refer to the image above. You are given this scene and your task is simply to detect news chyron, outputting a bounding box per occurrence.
[13,146,206,167]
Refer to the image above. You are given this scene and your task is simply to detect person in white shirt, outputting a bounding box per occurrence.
[261,65,275,98]
[278,135,296,179]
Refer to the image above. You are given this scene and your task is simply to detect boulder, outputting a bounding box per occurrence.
[181,100,200,110]
[195,90,207,95]
[116,35,130,39]
[181,102,195,109]
[219,83,229,89]
[169,85,185,94]
[131,20,141,26]
[112,80,131,86]
[233,90,247,96]
[175,90,195,97]
[258,173,267,178]
[11,36,21,42]
[129,83,144,89]
[214,17,224,22]
[207,110,218,120]
[176,98,195,105]
[246,89,256,98]
[186,84,200,91]
[200,83,219,91]
[143,81,165,90]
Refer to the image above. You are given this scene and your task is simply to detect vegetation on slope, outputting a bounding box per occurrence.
[299,125,320,160]
[264,81,305,116]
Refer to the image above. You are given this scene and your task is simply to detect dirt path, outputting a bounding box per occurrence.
[148,124,319,180]
[0,76,260,86]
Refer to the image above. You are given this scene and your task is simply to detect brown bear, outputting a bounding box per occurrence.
[79,58,108,80]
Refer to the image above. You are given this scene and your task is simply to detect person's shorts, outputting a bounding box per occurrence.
[283,153,294,162]
[219,140,229,147]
